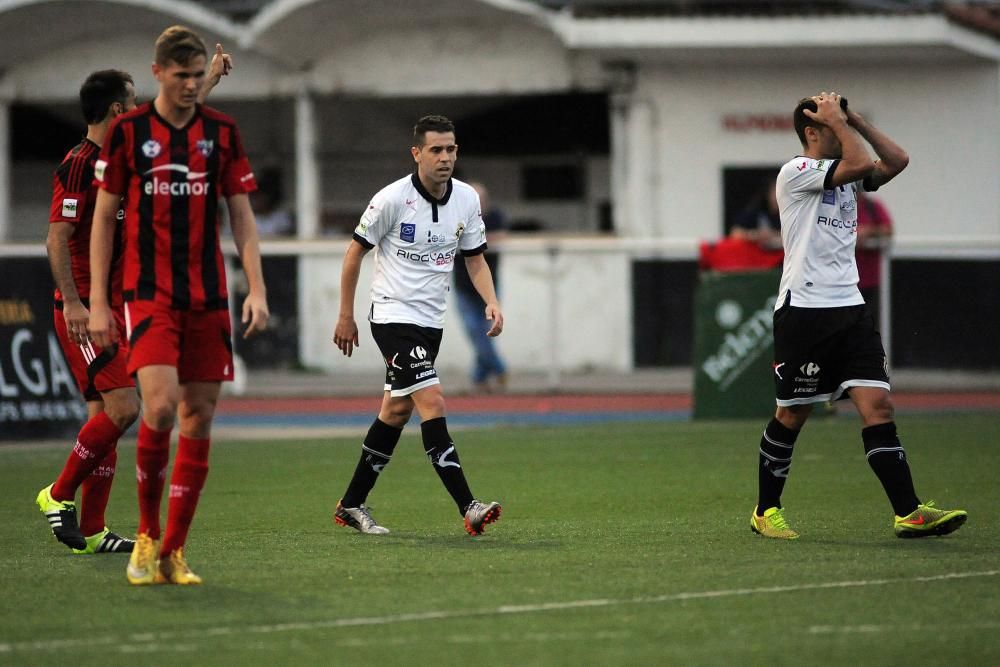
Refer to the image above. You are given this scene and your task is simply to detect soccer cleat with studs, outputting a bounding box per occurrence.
[73,528,135,554]
[750,506,799,540]
[35,483,87,550]
[126,532,160,585]
[155,548,203,585]
[464,500,502,536]
[894,501,967,538]
[334,501,390,535]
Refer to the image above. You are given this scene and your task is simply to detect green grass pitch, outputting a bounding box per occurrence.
[1,413,998,665]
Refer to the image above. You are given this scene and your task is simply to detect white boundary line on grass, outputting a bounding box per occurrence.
[809,621,1000,635]
[2,570,996,654]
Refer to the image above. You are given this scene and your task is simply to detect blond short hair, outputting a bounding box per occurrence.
[154,25,207,66]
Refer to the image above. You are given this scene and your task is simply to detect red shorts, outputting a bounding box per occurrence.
[124,301,234,382]
[54,306,134,402]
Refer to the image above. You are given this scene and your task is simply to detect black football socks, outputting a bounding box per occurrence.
[421,417,474,515]
[863,421,920,517]
[757,418,800,513]
[341,418,402,508]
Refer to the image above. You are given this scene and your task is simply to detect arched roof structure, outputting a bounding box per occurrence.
[0,0,287,101]
[242,0,555,64]
[238,0,573,95]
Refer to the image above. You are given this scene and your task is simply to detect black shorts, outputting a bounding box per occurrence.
[370,322,443,397]
[772,300,889,406]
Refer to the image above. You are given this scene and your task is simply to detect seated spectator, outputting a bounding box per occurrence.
[251,167,294,237]
[730,181,781,249]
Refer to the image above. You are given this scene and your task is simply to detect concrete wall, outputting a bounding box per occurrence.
[632,61,1000,244]
[298,238,633,377]
[6,13,997,246]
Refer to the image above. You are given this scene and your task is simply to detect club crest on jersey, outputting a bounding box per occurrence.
[400,223,416,243]
[196,139,214,157]
[142,139,162,158]
[822,190,836,205]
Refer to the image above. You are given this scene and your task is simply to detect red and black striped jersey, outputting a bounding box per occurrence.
[95,102,257,311]
[49,138,125,306]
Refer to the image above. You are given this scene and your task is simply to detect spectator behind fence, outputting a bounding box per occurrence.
[700,178,784,272]
[250,167,294,237]
[855,189,893,320]
[453,181,508,393]
[729,179,782,249]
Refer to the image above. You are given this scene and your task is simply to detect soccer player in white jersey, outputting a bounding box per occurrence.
[332,115,503,536]
[750,92,967,540]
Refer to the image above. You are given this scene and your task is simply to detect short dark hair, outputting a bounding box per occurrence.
[793,97,819,146]
[155,25,207,66]
[413,115,455,146]
[79,70,133,124]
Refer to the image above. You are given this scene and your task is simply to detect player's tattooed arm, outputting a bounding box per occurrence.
[807,92,873,188]
[848,108,909,190]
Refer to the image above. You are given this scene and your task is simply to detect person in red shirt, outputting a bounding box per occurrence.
[37,48,232,556]
[855,189,894,321]
[90,26,267,585]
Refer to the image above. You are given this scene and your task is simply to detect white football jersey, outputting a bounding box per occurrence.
[774,156,868,310]
[354,174,487,328]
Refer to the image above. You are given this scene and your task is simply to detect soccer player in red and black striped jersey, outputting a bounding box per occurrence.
[37,49,234,557]
[89,26,267,585]
[37,70,140,556]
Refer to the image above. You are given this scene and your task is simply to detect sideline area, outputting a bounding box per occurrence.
[207,367,1000,440]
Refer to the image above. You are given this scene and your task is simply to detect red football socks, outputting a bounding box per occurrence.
[52,411,122,502]
[136,421,171,540]
[160,435,210,556]
[79,449,117,536]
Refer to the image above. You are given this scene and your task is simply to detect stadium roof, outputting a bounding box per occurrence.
[195,0,1000,38]
[536,1,1000,37]
[0,0,996,102]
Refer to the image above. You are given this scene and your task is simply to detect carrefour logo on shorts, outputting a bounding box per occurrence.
[142,164,211,196]
[410,346,427,360]
[799,362,820,377]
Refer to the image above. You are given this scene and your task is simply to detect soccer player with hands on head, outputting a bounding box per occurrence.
[750,91,967,540]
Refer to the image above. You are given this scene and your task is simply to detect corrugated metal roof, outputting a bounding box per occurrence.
[174,0,1000,39]
[533,0,1000,37]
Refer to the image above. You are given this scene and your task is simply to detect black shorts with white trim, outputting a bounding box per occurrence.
[772,300,889,406]
[370,322,444,397]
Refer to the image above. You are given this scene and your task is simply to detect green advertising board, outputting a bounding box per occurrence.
[692,270,781,420]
